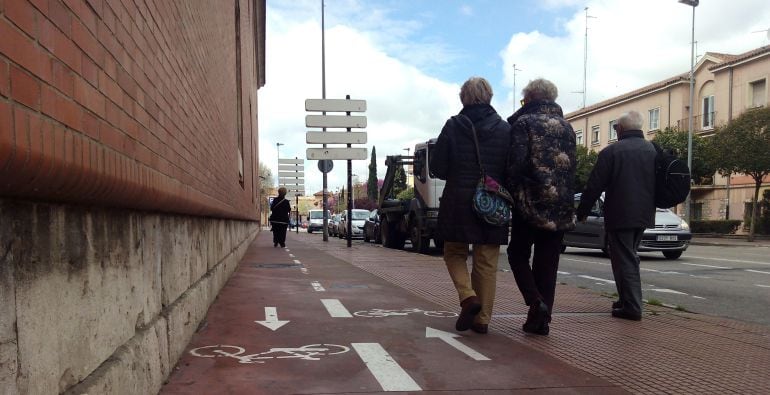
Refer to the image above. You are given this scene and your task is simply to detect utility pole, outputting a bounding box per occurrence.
[512,64,522,113]
[679,0,699,224]
[583,7,597,108]
[320,0,329,241]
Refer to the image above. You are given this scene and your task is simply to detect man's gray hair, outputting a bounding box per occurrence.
[460,77,493,106]
[618,110,644,130]
[522,78,558,102]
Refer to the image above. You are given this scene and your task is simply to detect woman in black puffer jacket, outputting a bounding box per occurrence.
[430,77,511,334]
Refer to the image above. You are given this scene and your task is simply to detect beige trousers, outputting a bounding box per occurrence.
[443,242,500,325]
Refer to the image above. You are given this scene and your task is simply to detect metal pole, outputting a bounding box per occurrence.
[685,4,695,224]
[583,7,588,108]
[512,64,521,112]
[321,0,329,242]
[346,94,352,248]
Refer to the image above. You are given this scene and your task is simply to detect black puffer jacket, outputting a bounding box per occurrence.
[270,197,291,224]
[430,104,511,245]
[506,100,576,231]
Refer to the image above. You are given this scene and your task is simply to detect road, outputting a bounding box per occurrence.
[498,244,770,326]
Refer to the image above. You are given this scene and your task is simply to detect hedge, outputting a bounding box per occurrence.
[690,220,742,234]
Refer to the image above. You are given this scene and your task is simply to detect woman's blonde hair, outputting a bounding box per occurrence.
[460,77,493,106]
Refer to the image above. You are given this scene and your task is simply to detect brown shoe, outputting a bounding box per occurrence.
[456,296,482,331]
[471,323,488,334]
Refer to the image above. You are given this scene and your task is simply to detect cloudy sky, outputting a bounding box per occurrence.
[257,0,770,195]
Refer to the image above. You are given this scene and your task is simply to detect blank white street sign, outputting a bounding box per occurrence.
[278,158,303,165]
[278,165,302,171]
[306,131,367,144]
[306,115,367,129]
[278,171,305,177]
[305,99,366,112]
[307,148,367,160]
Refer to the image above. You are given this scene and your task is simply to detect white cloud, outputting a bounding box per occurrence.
[460,5,474,16]
[259,6,458,195]
[500,0,770,114]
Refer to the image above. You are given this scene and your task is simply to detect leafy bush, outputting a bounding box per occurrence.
[396,187,414,200]
[690,220,742,234]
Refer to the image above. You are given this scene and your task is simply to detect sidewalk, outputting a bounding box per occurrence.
[691,235,770,247]
[162,231,770,394]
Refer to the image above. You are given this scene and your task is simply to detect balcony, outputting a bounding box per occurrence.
[675,112,717,135]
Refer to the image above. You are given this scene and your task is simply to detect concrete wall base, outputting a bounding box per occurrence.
[0,199,258,394]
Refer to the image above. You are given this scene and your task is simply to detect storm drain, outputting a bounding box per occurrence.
[251,263,303,269]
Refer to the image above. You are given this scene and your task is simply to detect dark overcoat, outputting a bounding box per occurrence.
[270,196,291,224]
[430,104,511,245]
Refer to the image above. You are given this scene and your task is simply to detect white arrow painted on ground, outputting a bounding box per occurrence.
[425,327,490,361]
[255,307,290,331]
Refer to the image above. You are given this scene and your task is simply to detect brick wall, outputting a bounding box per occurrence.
[0,0,264,220]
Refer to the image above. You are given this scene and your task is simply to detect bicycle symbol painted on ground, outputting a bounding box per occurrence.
[189,343,350,364]
[353,308,457,318]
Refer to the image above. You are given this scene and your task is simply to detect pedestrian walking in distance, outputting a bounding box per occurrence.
[430,77,511,334]
[270,187,292,248]
[506,78,576,336]
[576,110,657,321]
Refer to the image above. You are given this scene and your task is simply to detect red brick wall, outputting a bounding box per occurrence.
[0,0,263,220]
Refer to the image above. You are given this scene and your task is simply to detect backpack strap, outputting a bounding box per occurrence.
[454,114,485,178]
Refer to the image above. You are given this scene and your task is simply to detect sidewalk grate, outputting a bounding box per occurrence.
[295,233,770,394]
[251,263,303,269]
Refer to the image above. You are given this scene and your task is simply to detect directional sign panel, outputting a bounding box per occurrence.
[307,148,367,160]
[306,115,367,129]
[305,99,366,112]
[278,158,303,165]
[306,132,367,144]
[278,171,305,177]
[278,165,302,171]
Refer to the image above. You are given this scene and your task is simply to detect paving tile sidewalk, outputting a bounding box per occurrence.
[163,231,770,394]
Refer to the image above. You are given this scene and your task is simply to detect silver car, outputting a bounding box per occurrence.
[562,193,692,259]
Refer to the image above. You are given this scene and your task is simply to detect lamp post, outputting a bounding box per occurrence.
[679,0,698,223]
[276,142,284,187]
[512,63,522,113]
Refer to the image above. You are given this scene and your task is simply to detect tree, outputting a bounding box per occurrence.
[393,165,407,197]
[574,145,598,194]
[711,107,770,241]
[367,146,378,201]
[653,127,716,185]
[258,162,274,221]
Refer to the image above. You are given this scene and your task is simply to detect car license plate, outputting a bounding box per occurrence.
[657,235,677,241]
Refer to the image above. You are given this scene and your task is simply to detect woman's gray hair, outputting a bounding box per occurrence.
[618,110,644,130]
[459,77,493,106]
[522,78,558,102]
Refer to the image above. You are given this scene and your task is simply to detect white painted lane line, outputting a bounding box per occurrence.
[755,284,770,288]
[564,257,610,266]
[285,248,290,252]
[641,268,683,275]
[311,281,326,292]
[746,269,770,275]
[289,254,295,258]
[557,271,571,275]
[425,327,490,361]
[648,288,688,295]
[352,343,422,392]
[321,299,353,318]
[293,259,301,264]
[686,255,770,266]
[676,262,730,269]
[692,295,707,299]
[300,268,308,274]
[578,275,615,284]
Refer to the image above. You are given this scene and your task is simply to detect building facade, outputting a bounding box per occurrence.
[565,45,770,224]
[0,1,266,393]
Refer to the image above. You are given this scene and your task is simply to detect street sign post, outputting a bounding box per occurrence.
[318,160,333,173]
[277,157,305,233]
[306,148,367,160]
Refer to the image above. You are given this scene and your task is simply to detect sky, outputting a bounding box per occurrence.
[257,0,770,195]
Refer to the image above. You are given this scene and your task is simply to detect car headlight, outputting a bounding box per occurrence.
[680,220,690,230]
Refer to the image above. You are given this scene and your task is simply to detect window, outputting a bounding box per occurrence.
[591,125,600,144]
[702,95,715,129]
[751,79,766,108]
[575,129,583,146]
[608,120,618,141]
[649,107,660,131]
[692,202,703,221]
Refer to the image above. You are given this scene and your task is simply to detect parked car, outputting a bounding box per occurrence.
[307,209,331,233]
[562,193,692,259]
[338,209,370,239]
[364,209,381,243]
[329,214,341,237]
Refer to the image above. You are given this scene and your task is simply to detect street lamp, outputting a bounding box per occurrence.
[512,63,522,113]
[276,142,284,188]
[679,0,698,223]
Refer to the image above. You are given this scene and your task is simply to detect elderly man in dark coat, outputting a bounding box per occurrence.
[506,78,576,336]
[430,77,511,334]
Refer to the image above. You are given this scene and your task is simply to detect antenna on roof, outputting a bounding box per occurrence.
[582,7,598,109]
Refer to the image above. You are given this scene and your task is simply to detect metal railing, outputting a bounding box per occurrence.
[675,112,717,133]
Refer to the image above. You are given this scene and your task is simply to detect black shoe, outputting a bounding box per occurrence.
[274,243,278,247]
[280,244,286,248]
[611,308,642,321]
[612,300,622,309]
[471,323,488,334]
[456,296,482,331]
[522,300,550,335]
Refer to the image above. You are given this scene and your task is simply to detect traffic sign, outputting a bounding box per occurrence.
[307,148,367,160]
[278,165,302,171]
[278,158,303,165]
[318,160,333,173]
[306,132,367,144]
[305,99,367,112]
[278,171,305,177]
[306,115,367,129]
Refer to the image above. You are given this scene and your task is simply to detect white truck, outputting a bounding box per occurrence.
[378,139,446,253]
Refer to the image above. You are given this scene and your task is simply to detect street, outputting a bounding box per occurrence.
[496,244,770,326]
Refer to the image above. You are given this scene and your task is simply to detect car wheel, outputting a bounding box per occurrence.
[364,230,370,242]
[410,222,430,254]
[433,238,444,251]
[602,235,610,257]
[663,250,682,260]
[560,244,567,254]
[381,217,405,249]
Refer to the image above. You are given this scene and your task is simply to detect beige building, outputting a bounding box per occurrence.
[565,44,770,224]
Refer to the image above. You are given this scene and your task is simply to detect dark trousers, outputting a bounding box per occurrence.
[272,223,288,247]
[507,220,564,314]
[607,229,644,315]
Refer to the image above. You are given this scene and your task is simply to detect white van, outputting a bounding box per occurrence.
[307,209,331,233]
